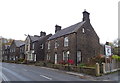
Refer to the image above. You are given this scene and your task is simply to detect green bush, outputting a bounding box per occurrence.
[112,55,120,61]
[18,58,24,62]
[35,61,45,66]
[78,63,86,67]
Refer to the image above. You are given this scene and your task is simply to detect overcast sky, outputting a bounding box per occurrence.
[0,0,119,44]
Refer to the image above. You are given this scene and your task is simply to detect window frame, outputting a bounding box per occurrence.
[48,41,50,50]
[63,51,69,61]
[47,54,51,60]
[82,28,85,33]
[32,43,35,49]
[40,44,44,49]
[55,40,58,48]
[77,51,82,62]
[64,37,69,47]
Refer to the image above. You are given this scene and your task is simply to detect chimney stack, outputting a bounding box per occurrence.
[55,25,61,33]
[82,9,90,22]
[40,31,46,37]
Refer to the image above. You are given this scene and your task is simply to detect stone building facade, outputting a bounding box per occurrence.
[9,40,25,61]
[25,31,52,62]
[45,10,100,65]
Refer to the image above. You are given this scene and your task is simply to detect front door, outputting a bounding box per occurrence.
[55,53,57,64]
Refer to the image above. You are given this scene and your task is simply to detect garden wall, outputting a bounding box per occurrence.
[35,62,97,76]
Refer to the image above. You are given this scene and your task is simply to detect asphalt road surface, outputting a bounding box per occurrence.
[0,62,88,81]
[0,62,119,83]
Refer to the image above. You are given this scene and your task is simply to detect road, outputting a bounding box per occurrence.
[0,62,119,83]
[0,62,88,81]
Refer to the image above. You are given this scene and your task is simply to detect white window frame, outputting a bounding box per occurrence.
[16,56,18,59]
[48,41,50,50]
[47,54,50,60]
[55,40,58,48]
[34,54,36,61]
[64,37,69,47]
[82,28,85,33]
[13,56,15,60]
[55,53,57,64]
[63,51,69,61]
[77,51,82,62]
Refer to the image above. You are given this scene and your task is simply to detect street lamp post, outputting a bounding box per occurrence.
[67,51,70,71]
[24,34,28,64]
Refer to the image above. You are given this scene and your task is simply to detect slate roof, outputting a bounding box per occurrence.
[14,40,25,47]
[29,36,40,42]
[38,36,45,41]
[48,21,86,40]
[29,35,47,43]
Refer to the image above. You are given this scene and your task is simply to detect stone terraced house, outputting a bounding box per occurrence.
[2,44,10,61]
[25,31,52,62]
[9,40,25,61]
[45,10,101,65]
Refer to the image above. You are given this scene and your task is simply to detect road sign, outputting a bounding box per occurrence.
[105,45,111,57]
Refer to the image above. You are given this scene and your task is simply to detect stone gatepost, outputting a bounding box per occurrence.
[96,63,100,76]
[102,63,106,74]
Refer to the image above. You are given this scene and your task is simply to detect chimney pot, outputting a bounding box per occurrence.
[40,31,46,37]
[55,25,61,33]
[82,10,90,22]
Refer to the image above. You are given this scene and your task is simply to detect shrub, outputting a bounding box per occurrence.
[46,60,54,64]
[18,58,24,62]
[112,55,120,61]
[93,54,105,64]
[78,63,86,67]
[35,61,45,66]
[67,59,74,65]
[58,60,67,65]
[22,59,27,64]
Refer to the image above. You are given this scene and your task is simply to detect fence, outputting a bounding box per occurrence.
[102,59,120,74]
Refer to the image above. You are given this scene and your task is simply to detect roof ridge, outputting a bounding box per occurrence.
[48,21,85,40]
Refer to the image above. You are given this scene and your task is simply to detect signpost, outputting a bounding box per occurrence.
[104,44,112,73]
[105,45,112,57]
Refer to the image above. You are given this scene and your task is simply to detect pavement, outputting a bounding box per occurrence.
[40,66,120,81]
[0,62,119,82]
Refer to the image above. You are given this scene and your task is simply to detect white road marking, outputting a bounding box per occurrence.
[2,67,31,81]
[41,67,58,71]
[2,73,10,81]
[40,75,52,80]
[66,72,84,76]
